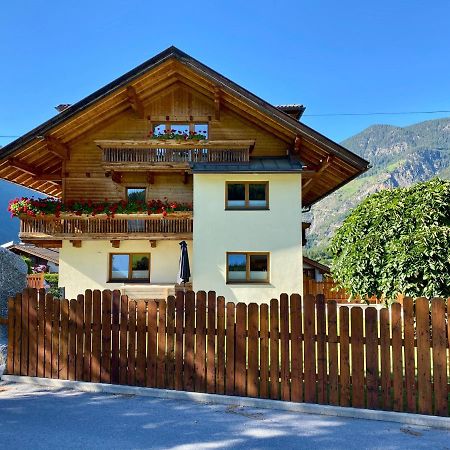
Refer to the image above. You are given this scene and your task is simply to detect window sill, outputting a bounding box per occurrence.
[225,208,269,211]
[107,280,150,284]
[226,282,271,286]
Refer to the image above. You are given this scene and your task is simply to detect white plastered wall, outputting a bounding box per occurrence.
[59,240,192,299]
[193,173,303,303]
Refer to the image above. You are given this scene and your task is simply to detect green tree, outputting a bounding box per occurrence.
[329,178,450,304]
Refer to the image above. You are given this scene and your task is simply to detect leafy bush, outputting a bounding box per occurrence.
[329,178,450,304]
[21,256,33,274]
[44,273,61,299]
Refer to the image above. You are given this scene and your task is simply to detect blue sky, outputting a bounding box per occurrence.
[1,0,450,147]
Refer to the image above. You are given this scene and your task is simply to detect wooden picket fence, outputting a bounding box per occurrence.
[26,273,45,290]
[4,288,450,416]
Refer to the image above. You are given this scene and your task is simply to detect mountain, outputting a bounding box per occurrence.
[0,180,38,244]
[305,117,450,263]
[1,118,449,250]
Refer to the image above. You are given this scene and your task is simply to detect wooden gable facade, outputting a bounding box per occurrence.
[0,46,369,208]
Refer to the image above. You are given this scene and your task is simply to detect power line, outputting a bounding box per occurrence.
[303,110,450,117]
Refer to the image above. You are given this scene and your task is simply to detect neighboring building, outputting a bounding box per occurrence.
[303,256,330,282]
[0,47,369,301]
[1,242,59,273]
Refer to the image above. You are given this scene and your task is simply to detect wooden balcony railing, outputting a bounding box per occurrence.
[19,214,193,241]
[96,139,253,167]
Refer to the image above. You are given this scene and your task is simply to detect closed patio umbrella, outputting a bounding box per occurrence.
[177,240,191,287]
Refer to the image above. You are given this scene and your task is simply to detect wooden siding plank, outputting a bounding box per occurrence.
[37,289,45,378]
[280,294,290,401]
[431,298,447,416]
[235,303,247,397]
[68,299,77,381]
[24,292,36,365]
[59,299,69,380]
[339,306,350,407]
[184,291,195,392]
[403,297,416,413]
[20,288,29,376]
[13,293,21,376]
[157,299,167,389]
[303,294,316,403]
[391,303,403,411]
[6,297,15,376]
[259,304,269,399]
[194,292,207,393]
[380,308,391,410]
[316,294,326,404]
[327,300,338,406]
[111,290,120,384]
[225,302,235,395]
[127,300,137,386]
[146,300,157,388]
[51,297,60,379]
[91,290,102,383]
[216,296,226,395]
[269,298,280,400]
[290,294,303,403]
[119,294,129,385]
[416,298,432,415]
[174,291,184,391]
[365,307,379,409]
[83,290,93,382]
[136,300,147,386]
[76,294,85,381]
[247,303,259,398]
[166,295,176,390]
[350,307,364,408]
[206,291,216,394]
[100,290,112,384]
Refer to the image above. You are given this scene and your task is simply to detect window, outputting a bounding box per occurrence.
[127,187,146,203]
[110,253,150,282]
[226,182,268,209]
[226,252,270,284]
[153,123,208,138]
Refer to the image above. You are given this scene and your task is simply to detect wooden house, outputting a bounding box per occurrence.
[0,47,369,301]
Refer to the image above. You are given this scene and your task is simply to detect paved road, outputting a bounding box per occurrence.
[0,383,448,449]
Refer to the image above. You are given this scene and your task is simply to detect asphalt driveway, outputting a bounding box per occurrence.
[0,382,448,449]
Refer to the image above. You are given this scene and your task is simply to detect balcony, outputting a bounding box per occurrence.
[96,139,254,171]
[19,213,193,245]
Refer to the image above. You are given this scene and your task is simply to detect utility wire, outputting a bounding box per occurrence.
[303,110,450,117]
[1,110,450,137]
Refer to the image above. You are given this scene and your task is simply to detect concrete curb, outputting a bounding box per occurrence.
[2,375,450,430]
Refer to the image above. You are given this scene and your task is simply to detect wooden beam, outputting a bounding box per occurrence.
[45,136,70,159]
[110,240,120,248]
[70,240,82,248]
[21,240,62,248]
[147,172,155,184]
[111,171,122,184]
[302,156,334,195]
[8,158,41,176]
[183,171,189,185]
[36,173,62,181]
[214,87,221,120]
[126,85,145,118]
[149,240,157,248]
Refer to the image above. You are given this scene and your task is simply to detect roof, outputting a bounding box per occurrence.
[0,46,370,205]
[276,104,306,120]
[303,256,330,273]
[7,244,60,265]
[191,157,305,173]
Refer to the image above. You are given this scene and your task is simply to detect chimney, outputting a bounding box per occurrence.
[55,104,72,113]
